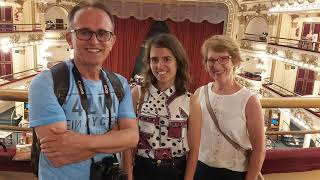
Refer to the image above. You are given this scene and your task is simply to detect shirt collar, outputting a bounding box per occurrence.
[149,84,176,99]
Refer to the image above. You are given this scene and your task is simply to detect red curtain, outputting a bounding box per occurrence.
[302,23,311,37]
[104,17,153,79]
[104,17,224,91]
[166,19,224,92]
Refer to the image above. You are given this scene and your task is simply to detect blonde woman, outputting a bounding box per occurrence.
[194,35,265,180]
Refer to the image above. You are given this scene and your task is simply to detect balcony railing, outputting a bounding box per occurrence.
[241,34,320,54]
[0,66,43,87]
[0,90,320,177]
[262,80,320,118]
[45,22,68,31]
[0,23,42,33]
[262,79,299,97]
[268,37,320,53]
[242,33,267,42]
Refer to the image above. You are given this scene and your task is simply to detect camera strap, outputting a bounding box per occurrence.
[72,61,112,163]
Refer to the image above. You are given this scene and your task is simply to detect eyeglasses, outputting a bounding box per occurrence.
[206,56,231,65]
[70,28,114,42]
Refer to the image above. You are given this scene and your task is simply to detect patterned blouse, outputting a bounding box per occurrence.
[136,84,191,160]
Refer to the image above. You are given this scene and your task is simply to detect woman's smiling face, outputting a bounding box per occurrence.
[205,50,235,83]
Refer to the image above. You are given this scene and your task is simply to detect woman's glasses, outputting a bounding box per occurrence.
[206,56,231,65]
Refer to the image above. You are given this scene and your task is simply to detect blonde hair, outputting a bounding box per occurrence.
[201,35,243,68]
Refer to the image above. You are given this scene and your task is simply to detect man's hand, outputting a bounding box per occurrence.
[40,128,86,158]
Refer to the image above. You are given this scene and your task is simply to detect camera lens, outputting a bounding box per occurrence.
[112,171,127,180]
[106,166,127,180]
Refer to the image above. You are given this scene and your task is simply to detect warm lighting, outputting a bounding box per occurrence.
[0,38,12,53]
[266,54,320,73]
[0,0,5,7]
[1,45,10,53]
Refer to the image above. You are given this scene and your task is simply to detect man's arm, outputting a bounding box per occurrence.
[39,73,138,165]
[36,121,95,167]
[86,80,139,152]
[40,119,138,167]
[87,118,138,153]
[29,71,94,167]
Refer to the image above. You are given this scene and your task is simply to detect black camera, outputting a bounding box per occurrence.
[90,156,127,180]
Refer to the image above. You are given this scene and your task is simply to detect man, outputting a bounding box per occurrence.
[28,1,138,179]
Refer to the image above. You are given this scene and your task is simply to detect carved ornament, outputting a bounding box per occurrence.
[28,33,44,41]
[59,32,66,40]
[285,49,293,59]
[300,54,318,66]
[36,2,47,13]
[265,46,277,55]
[248,4,268,13]
[240,40,253,50]
[235,77,254,89]
[9,34,20,43]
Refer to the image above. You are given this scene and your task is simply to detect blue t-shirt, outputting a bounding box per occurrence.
[29,60,136,180]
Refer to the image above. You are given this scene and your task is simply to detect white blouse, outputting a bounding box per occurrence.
[198,82,255,172]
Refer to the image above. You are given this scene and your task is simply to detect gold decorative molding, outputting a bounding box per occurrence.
[290,14,299,28]
[285,49,293,59]
[239,14,276,28]
[271,48,278,55]
[235,76,254,89]
[300,54,318,66]
[36,2,47,13]
[239,4,247,12]
[239,15,249,25]
[266,46,280,56]
[240,40,253,50]
[59,32,66,40]
[284,63,291,70]
[308,55,318,66]
[266,14,277,26]
[260,89,273,98]
[28,33,43,41]
[9,34,20,44]
[248,3,268,13]
[290,14,299,21]
[300,54,308,63]
[267,47,278,55]
[272,0,316,7]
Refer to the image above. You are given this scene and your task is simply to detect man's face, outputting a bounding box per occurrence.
[66,7,115,67]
